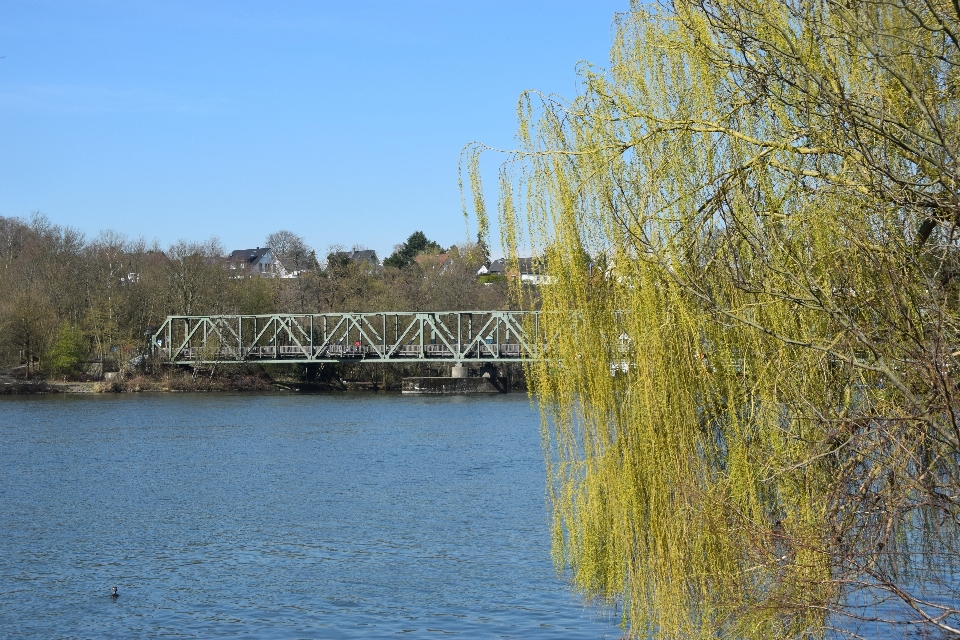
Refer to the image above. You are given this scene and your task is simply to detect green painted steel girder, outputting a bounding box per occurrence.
[151,311,543,365]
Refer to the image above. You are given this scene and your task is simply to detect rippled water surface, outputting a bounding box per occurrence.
[0,393,619,638]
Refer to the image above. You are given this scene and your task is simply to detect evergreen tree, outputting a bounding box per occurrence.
[383,231,442,269]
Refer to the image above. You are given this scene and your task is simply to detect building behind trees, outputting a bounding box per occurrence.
[0,216,508,377]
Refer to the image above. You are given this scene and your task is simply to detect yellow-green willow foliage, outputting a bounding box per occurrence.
[465,0,960,636]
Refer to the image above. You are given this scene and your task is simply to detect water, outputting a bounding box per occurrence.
[0,393,620,638]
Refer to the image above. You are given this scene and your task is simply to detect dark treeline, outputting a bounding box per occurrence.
[0,214,507,377]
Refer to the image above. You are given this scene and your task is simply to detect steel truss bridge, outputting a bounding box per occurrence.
[152,311,542,365]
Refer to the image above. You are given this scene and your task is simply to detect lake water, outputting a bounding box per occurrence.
[0,393,620,639]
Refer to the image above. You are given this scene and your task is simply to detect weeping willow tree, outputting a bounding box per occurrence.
[465,0,960,636]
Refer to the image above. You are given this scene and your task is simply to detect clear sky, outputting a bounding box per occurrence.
[0,1,627,259]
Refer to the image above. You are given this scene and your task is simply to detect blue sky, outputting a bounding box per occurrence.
[0,1,626,259]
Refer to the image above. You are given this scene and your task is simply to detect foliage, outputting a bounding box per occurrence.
[265,229,317,273]
[1,291,55,377]
[47,322,87,375]
[0,216,509,374]
[383,231,443,269]
[165,239,229,316]
[467,0,960,636]
[232,276,276,315]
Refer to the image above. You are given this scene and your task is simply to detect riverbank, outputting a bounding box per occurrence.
[0,362,528,394]
[0,379,92,394]
[0,370,283,394]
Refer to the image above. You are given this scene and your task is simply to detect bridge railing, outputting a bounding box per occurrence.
[151,311,543,364]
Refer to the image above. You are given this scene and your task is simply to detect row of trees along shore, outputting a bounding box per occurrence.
[0,214,507,377]
[466,0,960,637]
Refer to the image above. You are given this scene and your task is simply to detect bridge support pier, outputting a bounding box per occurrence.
[451,364,468,378]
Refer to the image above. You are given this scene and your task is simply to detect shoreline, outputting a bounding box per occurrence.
[0,363,527,395]
[0,382,396,395]
[0,374,352,395]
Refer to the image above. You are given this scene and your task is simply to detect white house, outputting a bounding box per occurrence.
[227,247,290,277]
[477,257,553,284]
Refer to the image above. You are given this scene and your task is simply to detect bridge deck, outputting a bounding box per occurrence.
[152,311,542,365]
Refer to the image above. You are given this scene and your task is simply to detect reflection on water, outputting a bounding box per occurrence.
[0,393,619,639]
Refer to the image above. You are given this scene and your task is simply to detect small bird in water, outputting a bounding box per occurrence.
[111,587,119,599]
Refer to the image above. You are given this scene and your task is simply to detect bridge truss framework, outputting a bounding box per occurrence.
[152,311,542,365]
